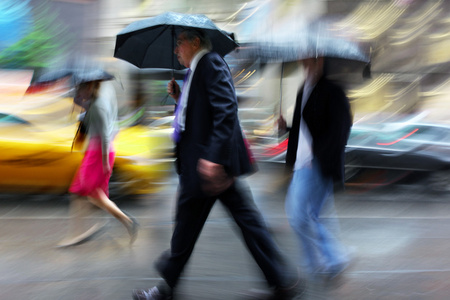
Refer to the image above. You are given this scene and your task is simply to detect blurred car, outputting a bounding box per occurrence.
[0,109,174,198]
[250,118,450,192]
[344,120,450,191]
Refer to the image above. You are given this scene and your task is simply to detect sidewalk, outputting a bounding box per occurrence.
[1,163,450,299]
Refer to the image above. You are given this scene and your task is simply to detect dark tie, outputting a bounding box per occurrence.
[172,69,191,142]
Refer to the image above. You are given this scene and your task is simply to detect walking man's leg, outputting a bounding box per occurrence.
[220,179,303,298]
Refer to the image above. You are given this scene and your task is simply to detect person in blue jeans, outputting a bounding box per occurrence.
[279,56,352,281]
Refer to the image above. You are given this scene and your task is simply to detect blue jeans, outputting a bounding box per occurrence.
[285,159,349,276]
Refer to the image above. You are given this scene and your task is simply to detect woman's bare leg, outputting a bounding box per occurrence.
[88,188,138,242]
[57,194,105,247]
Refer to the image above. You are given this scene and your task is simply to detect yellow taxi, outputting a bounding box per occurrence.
[0,93,174,197]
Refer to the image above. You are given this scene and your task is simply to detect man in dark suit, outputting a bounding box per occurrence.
[279,57,352,282]
[133,29,301,300]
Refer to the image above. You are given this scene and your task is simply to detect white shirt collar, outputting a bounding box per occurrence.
[189,49,209,73]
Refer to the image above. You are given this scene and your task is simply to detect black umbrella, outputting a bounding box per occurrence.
[114,11,239,70]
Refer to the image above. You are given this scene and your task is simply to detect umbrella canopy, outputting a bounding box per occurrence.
[73,69,115,85]
[36,68,114,86]
[252,19,370,61]
[237,19,371,119]
[114,11,239,70]
[245,19,371,80]
[252,35,370,65]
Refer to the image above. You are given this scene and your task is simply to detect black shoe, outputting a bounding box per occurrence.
[132,287,172,300]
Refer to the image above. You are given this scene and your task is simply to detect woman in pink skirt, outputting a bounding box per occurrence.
[58,78,138,247]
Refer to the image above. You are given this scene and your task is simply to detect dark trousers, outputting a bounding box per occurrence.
[155,178,287,289]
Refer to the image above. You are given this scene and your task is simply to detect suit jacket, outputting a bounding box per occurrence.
[175,52,254,195]
[286,77,352,184]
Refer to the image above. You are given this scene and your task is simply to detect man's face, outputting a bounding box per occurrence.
[301,58,315,75]
[174,33,199,68]
[301,57,324,78]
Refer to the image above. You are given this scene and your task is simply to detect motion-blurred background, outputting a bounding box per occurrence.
[1,0,450,193]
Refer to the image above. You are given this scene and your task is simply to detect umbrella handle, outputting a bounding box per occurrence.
[171,26,175,74]
[279,62,284,116]
[278,62,285,140]
[116,73,125,90]
[161,93,170,105]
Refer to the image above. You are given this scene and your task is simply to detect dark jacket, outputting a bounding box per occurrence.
[175,52,254,195]
[285,77,352,184]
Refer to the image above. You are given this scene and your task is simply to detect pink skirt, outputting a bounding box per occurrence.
[69,137,115,197]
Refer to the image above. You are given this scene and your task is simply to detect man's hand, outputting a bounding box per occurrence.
[278,115,287,134]
[197,159,234,196]
[167,78,180,102]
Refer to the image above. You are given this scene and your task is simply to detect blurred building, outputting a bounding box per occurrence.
[33,0,450,125]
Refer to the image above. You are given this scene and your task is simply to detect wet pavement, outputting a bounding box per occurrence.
[1,162,450,300]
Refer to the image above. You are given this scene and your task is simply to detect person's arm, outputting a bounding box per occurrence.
[99,110,112,174]
[90,106,111,174]
[278,115,291,136]
[201,56,236,165]
[316,82,352,173]
[197,55,236,194]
